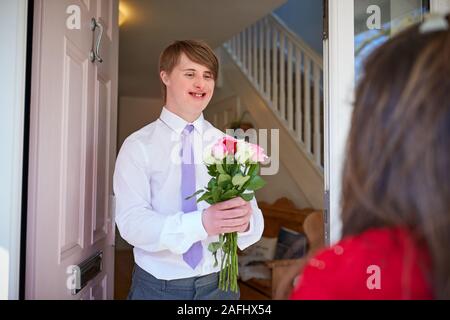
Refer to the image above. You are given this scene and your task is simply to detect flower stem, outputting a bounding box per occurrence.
[227,235,231,291]
[233,232,238,292]
[219,240,226,290]
[236,233,238,291]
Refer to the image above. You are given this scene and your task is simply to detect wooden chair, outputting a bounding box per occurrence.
[238,197,324,300]
[270,210,324,299]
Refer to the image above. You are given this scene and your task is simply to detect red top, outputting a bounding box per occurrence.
[290,227,433,300]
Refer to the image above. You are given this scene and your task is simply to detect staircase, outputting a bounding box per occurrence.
[206,14,324,209]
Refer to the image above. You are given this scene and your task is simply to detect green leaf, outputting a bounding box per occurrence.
[247,163,260,177]
[208,166,217,176]
[216,163,226,174]
[212,252,218,267]
[212,186,222,203]
[222,181,233,191]
[224,155,235,167]
[245,175,266,191]
[185,189,204,200]
[221,189,239,200]
[208,178,217,190]
[208,241,222,253]
[240,192,254,201]
[197,192,212,203]
[231,174,250,188]
[218,174,231,186]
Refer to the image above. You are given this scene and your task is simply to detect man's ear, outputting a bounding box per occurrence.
[160,71,170,86]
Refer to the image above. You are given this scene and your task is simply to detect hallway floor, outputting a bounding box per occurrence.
[113,249,265,300]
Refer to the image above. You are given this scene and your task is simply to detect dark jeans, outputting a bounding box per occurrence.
[127,264,240,300]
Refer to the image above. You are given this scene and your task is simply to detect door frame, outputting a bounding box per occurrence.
[323,0,354,245]
[324,0,450,245]
[0,0,29,300]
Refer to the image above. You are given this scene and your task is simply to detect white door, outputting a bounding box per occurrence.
[324,0,448,244]
[26,0,118,299]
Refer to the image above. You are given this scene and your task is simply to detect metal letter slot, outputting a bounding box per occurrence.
[72,251,103,295]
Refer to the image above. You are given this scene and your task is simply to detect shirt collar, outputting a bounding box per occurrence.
[159,107,204,135]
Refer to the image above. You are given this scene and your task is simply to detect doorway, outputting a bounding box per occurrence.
[20,0,450,300]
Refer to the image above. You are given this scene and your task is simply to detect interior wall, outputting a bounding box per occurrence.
[117,96,164,151]
[273,0,324,54]
[254,162,312,209]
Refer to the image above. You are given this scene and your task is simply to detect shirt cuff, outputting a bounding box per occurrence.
[238,215,254,237]
[181,210,209,242]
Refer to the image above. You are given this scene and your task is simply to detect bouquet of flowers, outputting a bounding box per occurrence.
[187,136,269,292]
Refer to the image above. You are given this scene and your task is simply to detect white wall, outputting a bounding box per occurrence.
[274,0,323,54]
[0,0,28,300]
[254,162,311,209]
[117,96,164,150]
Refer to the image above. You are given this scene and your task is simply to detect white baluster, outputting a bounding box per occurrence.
[272,28,278,111]
[253,24,258,83]
[287,41,293,131]
[247,27,252,77]
[313,64,321,165]
[259,21,264,92]
[265,19,271,100]
[279,31,285,120]
[236,33,241,64]
[304,56,311,154]
[236,96,242,119]
[242,30,246,71]
[295,49,302,141]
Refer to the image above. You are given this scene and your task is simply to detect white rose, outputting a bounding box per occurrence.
[234,140,254,164]
[203,145,219,165]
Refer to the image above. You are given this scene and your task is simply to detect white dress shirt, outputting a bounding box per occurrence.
[114,107,264,280]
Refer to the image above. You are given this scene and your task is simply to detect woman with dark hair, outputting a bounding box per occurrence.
[290,14,450,300]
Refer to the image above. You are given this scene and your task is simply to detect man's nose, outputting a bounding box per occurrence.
[193,76,205,89]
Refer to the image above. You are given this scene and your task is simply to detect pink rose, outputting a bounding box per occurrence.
[221,136,237,155]
[249,144,268,163]
[211,142,227,160]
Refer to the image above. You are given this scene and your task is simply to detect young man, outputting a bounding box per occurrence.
[113,40,264,300]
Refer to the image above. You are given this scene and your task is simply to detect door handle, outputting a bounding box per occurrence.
[90,18,104,63]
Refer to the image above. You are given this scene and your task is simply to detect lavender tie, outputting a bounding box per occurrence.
[181,124,203,269]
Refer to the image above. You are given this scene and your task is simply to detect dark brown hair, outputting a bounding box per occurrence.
[159,40,219,102]
[341,15,450,299]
